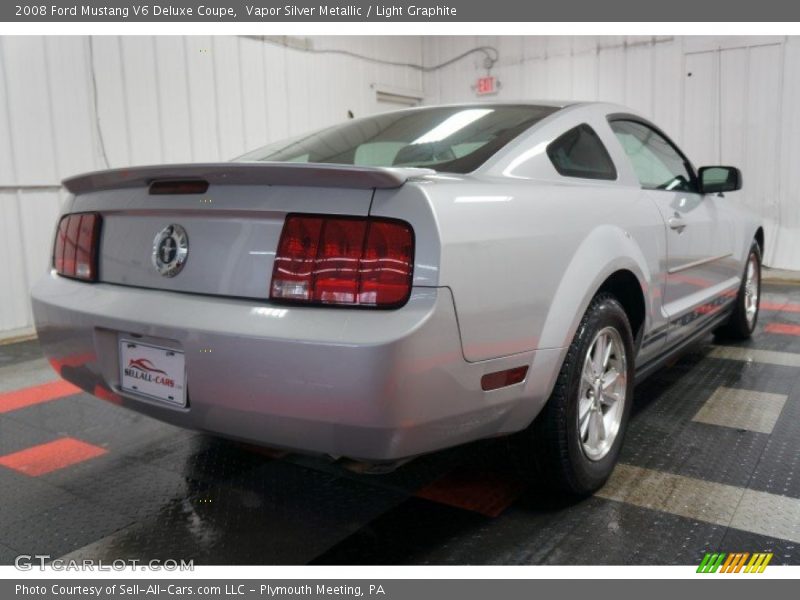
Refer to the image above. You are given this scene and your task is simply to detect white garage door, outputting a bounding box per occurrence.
[682,44,782,263]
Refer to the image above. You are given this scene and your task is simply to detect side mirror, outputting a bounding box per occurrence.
[698,166,742,194]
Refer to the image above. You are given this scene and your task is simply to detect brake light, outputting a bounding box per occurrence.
[271,214,414,308]
[54,213,101,281]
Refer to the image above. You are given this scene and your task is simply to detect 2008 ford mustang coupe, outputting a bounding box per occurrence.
[31,102,762,495]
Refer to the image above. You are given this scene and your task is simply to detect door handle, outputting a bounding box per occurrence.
[668,213,686,233]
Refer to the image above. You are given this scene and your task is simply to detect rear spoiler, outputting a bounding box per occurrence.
[62,162,435,194]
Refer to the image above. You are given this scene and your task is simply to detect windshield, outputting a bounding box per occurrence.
[236,105,559,174]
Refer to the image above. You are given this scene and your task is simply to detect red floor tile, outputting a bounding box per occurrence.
[0,379,81,414]
[760,301,800,313]
[415,469,523,518]
[0,437,107,476]
[764,323,800,336]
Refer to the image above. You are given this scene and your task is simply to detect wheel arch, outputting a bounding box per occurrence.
[754,226,765,255]
[597,269,647,346]
[537,225,653,352]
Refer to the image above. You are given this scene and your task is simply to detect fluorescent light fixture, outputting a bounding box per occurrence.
[413,109,494,144]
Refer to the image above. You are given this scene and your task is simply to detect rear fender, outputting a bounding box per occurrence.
[538,224,652,355]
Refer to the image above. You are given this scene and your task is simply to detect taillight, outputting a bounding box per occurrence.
[271,214,414,308]
[54,213,101,281]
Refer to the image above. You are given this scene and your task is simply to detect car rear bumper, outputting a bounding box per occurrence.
[31,272,563,461]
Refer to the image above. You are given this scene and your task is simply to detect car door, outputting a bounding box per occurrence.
[609,118,737,340]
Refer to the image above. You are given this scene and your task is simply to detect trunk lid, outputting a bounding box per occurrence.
[67,163,429,300]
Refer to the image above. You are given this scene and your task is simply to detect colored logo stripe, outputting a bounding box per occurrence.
[0,379,81,414]
[0,437,107,476]
[697,553,726,573]
[721,552,749,573]
[697,552,773,573]
[745,553,773,573]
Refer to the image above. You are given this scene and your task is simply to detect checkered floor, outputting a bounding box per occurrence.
[1,283,799,565]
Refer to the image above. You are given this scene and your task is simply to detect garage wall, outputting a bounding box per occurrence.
[422,35,800,272]
[0,35,424,340]
[3,35,800,342]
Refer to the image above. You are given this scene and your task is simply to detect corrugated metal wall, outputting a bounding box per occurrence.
[2,35,800,340]
[423,35,800,272]
[0,35,424,340]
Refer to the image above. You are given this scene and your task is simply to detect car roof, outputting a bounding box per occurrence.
[401,100,577,111]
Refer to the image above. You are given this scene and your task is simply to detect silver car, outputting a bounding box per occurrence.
[31,102,763,495]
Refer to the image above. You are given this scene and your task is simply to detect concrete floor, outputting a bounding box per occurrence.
[1,283,799,565]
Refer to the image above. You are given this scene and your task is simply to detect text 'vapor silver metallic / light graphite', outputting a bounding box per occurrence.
[31,101,763,494]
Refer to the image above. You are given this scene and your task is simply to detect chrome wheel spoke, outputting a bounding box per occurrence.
[579,403,592,440]
[581,356,595,388]
[601,389,621,407]
[601,336,613,369]
[592,334,606,374]
[601,367,620,390]
[588,410,605,445]
[577,325,627,462]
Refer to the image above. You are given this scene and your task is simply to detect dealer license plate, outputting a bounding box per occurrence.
[119,339,186,406]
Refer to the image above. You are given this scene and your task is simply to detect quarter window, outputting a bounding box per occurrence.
[547,124,617,180]
[609,120,696,192]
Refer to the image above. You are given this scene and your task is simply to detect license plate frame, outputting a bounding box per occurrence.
[119,338,187,407]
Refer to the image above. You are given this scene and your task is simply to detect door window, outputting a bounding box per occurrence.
[610,120,697,192]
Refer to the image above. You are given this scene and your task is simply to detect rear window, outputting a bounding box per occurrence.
[236,105,559,174]
[547,124,617,180]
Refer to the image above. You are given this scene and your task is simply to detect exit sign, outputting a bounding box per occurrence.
[475,76,498,96]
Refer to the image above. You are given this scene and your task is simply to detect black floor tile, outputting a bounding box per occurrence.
[61,461,406,565]
[41,454,198,523]
[5,394,102,438]
[135,434,281,486]
[746,387,800,499]
[0,542,19,564]
[0,417,60,455]
[314,494,728,566]
[0,497,133,560]
[622,348,799,489]
[719,525,799,565]
[311,497,489,565]
[0,468,80,529]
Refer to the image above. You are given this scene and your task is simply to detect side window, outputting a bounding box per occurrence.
[609,120,697,192]
[546,124,617,180]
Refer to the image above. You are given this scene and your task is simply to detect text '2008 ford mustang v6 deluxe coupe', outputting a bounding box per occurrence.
[31,102,762,495]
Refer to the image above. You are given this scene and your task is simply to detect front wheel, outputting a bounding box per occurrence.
[715,241,761,340]
[511,294,635,496]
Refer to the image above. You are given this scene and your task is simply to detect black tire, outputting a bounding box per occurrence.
[511,294,635,496]
[714,241,761,340]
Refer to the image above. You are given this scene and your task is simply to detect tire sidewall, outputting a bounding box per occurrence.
[743,243,762,334]
[563,297,635,490]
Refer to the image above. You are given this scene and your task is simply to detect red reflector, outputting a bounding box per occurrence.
[481,366,529,391]
[54,213,101,281]
[271,214,414,308]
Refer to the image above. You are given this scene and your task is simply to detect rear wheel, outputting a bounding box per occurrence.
[715,241,761,340]
[511,294,634,496]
